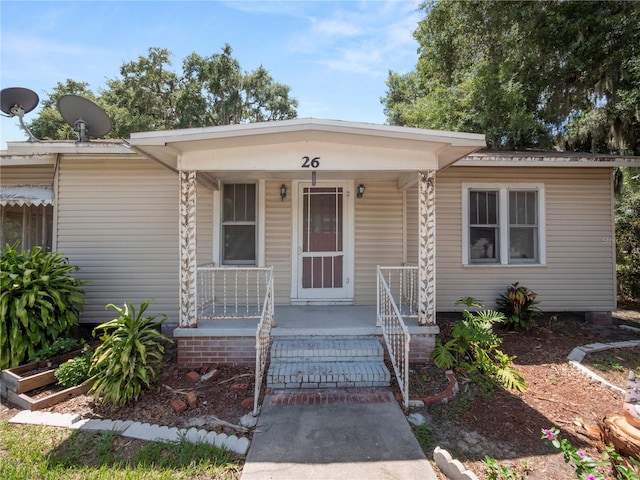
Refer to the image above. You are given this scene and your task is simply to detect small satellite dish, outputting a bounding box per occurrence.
[0,87,40,142]
[58,95,112,142]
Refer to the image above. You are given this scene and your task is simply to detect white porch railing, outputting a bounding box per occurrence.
[253,268,275,416]
[377,265,419,318]
[197,265,273,319]
[377,265,411,410]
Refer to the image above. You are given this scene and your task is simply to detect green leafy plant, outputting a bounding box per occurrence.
[495,282,541,330]
[0,243,86,369]
[432,298,527,392]
[413,424,433,451]
[89,301,172,406]
[54,349,92,387]
[29,337,82,362]
[484,456,524,480]
[542,427,640,479]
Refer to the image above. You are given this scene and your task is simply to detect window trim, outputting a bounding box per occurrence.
[213,180,265,266]
[462,183,546,266]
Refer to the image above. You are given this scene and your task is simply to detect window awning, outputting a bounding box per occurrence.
[0,185,54,206]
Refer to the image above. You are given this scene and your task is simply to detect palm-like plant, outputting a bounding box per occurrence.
[432,299,527,392]
[89,301,172,406]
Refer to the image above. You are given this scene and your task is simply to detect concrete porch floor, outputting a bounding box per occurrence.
[174,305,439,337]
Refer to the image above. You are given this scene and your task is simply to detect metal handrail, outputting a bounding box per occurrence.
[377,265,411,410]
[253,267,275,416]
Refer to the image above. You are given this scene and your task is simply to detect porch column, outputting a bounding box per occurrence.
[418,170,436,326]
[179,170,197,328]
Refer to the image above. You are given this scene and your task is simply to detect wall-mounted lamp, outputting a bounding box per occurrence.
[357,184,366,198]
[280,184,287,201]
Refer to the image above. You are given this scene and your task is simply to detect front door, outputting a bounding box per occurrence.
[296,183,352,301]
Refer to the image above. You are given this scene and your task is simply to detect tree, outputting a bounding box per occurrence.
[616,167,640,299]
[28,45,298,139]
[28,80,97,140]
[382,0,640,154]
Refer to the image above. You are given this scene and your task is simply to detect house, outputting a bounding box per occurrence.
[2,118,639,373]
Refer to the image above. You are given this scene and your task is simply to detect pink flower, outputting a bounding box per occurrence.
[542,429,555,440]
[577,451,585,457]
[585,476,596,480]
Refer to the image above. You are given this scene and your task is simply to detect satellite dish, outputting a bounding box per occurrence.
[58,95,112,142]
[0,87,40,142]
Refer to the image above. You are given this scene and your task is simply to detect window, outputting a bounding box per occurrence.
[0,204,53,251]
[463,184,544,265]
[221,183,256,264]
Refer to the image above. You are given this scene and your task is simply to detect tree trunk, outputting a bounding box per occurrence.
[600,413,640,458]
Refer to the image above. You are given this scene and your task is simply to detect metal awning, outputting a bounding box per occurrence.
[0,185,53,206]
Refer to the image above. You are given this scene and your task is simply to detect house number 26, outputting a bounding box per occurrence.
[301,156,320,168]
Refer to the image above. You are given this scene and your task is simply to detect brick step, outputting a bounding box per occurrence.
[267,360,391,389]
[271,336,383,362]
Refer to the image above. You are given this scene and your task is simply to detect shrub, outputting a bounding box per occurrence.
[0,243,85,369]
[89,301,172,406]
[54,349,92,387]
[495,282,541,330]
[29,337,82,362]
[432,298,527,391]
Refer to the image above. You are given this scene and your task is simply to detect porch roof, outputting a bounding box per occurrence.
[128,118,486,175]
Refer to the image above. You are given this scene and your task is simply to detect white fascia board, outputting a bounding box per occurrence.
[129,118,487,148]
[455,152,640,168]
[5,141,130,155]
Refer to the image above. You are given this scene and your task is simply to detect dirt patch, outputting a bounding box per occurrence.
[417,311,640,479]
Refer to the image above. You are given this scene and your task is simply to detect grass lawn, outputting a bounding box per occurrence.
[0,421,243,479]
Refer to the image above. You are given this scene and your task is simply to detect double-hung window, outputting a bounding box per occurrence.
[463,184,545,265]
[221,183,256,265]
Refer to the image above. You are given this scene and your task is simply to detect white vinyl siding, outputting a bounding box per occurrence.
[56,156,181,324]
[429,167,615,312]
[265,180,292,304]
[354,181,404,304]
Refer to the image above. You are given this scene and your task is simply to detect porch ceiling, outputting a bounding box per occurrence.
[129,118,486,175]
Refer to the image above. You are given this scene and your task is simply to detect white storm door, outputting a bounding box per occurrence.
[298,184,350,299]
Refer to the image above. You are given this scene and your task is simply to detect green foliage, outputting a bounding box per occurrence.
[89,301,172,406]
[29,337,81,362]
[55,349,92,387]
[29,45,298,140]
[432,298,527,391]
[484,456,524,480]
[0,243,85,369]
[616,167,640,300]
[413,424,433,451]
[0,422,241,478]
[495,282,541,330]
[540,427,640,480]
[383,0,640,155]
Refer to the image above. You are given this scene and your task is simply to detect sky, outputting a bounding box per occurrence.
[0,0,422,148]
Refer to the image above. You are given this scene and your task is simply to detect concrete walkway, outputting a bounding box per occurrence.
[241,389,437,480]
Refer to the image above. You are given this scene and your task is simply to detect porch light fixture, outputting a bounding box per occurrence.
[280,184,287,201]
[357,184,366,198]
[312,171,317,186]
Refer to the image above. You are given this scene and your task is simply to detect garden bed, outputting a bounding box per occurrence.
[1,350,91,410]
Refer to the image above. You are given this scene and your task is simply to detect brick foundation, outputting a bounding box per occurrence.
[408,334,437,363]
[377,333,437,364]
[177,336,256,369]
[177,332,437,370]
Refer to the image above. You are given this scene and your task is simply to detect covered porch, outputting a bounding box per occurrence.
[129,118,485,411]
